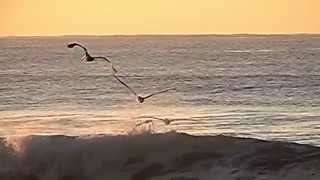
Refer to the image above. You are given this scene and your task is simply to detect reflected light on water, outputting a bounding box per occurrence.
[1,105,320,146]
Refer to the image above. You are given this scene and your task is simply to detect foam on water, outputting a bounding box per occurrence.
[1,132,320,180]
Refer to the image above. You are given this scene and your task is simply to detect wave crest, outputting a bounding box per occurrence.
[1,133,320,180]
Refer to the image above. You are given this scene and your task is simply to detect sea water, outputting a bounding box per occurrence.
[1,35,320,146]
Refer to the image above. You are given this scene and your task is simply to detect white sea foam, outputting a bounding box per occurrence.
[1,132,319,180]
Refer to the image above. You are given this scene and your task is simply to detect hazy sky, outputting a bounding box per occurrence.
[1,0,320,36]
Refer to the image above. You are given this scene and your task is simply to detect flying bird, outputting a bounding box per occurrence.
[113,74,175,103]
[138,116,188,125]
[67,42,117,73]
[143,116,174,125]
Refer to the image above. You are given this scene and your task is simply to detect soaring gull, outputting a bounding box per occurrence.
[142,116,174,125]
[67,42,117,73]
[138,116,189,125]
[113,74,175,103]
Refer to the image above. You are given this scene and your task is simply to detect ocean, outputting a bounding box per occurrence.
[1,35,320,146]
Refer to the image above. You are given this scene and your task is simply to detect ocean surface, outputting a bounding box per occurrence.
[1,35,320,146]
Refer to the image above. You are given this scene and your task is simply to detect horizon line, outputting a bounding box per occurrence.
[1,33,320,38]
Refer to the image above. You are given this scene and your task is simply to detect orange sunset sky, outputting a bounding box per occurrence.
[1,0,320,36]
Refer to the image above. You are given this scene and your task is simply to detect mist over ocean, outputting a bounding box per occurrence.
[1,35,320,146]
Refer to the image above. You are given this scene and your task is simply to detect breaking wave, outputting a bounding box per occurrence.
[1,132,320,180]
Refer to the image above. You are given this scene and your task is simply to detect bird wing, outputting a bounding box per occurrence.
[135,120,152,127]
[70,43,88,52]
[141,116,172,125]
[92,56,118,73]
[92,56,111,63]
[113,75,138,96]
[77,44,88,52]
[138,115,165,121]
[143,87,176,99]
[110,65,118,74]
[149,116,165,121]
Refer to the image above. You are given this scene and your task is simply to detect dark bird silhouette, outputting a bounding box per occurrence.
[138,116,188,125]
[113,74,175,103]
[67,42,117,73]
[144,116,174,125]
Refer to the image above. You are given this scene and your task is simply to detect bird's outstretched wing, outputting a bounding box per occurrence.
[135,120,153,127]
[138,116,173,125]
[113,75,138,96]
[140,116,164,121]
[92,56,118,73]
[110,64,118,74]
[92,56,111,63]
[67,43,88,52]
[143,87,176,99]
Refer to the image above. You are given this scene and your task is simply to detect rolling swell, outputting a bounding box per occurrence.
[1,132,320,180]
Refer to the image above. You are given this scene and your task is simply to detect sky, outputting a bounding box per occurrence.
[1,0,320,36]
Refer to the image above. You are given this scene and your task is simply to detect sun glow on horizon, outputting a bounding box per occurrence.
[1,0,320,36]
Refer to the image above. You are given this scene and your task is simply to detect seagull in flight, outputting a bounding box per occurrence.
[143,116,174,125]
[113,74,176,103]
[67,42,117,73]
[138,116,187,125]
